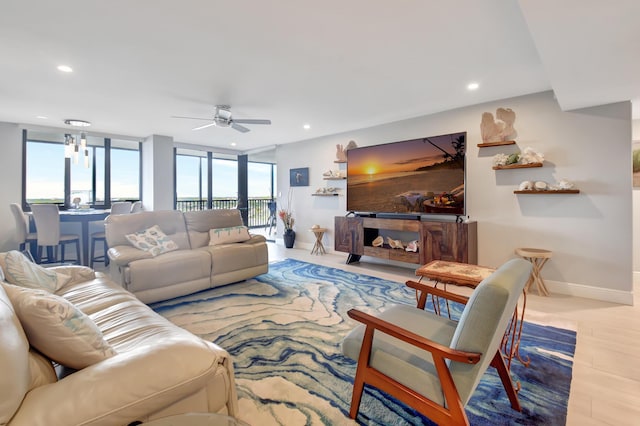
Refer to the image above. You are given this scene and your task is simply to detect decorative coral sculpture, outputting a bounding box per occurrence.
[335,140,357,162]
[520,147,544,164]
[481,108,517,143]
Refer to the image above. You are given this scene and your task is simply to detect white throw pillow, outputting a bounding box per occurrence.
[209,225,251,246]
[2,283,117,369]
[125,225,179,257]
[0,250,71,292]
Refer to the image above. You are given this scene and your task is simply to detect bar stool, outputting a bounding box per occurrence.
[30,204,81,264]
[514,247,552,296]
[10,203,37,251]
[90,202,132,268]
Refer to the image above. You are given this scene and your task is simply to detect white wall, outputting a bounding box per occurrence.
[0,122,23,250]
[633,119,640,272]
[277,91,633,304]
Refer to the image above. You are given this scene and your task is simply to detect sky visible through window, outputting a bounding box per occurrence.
[27,145,275,202]
[176,156,275,198]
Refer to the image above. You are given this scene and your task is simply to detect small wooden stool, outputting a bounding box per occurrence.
[310,227,327,255]
[515,248,552,296]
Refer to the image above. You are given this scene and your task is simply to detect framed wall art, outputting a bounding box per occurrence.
[290,167,309,187]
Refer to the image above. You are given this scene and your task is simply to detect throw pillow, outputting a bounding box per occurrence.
[2,283,117,369]
[209,225,251,246]
[125,225,179,257]
[0,250,71,292]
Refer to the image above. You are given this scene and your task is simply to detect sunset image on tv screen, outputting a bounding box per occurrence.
[347,132,466,215]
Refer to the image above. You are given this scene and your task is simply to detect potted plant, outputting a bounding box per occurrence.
[278,190,295,248]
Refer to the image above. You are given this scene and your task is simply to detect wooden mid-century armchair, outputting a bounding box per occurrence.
[342,258,531,425]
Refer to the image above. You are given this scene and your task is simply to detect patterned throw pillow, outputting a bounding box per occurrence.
[0,250,71,292]
[125,225,179,257]
[209,225,252,246]
[2,283,117,369]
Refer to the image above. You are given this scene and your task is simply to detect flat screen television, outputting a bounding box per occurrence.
[346,131,466,216]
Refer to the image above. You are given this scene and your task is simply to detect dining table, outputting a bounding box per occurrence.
[27,208,110,266]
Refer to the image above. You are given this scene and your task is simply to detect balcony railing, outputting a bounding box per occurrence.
[176,198,276,228]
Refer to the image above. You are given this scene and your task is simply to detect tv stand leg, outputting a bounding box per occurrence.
[346,254,361,264]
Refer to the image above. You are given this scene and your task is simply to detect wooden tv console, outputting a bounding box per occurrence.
[334,216,477,265]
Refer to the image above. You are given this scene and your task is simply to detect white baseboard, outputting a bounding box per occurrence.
[546,279,634,305]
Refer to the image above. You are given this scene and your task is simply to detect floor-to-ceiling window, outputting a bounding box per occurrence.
[175,149,209,211]
[23,130,141,209]
[174,148,276,228]
[110,139,141,203]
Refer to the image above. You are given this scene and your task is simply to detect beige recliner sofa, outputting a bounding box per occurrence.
[0,265,238,426]
[105,209,268,304]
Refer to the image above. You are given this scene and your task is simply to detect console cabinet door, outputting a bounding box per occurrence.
[334,217,364,255]
[421,221,477,264]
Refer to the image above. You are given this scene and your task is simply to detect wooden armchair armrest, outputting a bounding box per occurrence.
[347,308,480,364]
[405,280,469,310]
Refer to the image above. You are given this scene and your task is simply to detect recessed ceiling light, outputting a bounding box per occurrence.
[303,124,311,130]
[230,142,237,147]
[467,82,479,91]
[36,115,48,119]
[64,119,91,127]
[57,65,73,73]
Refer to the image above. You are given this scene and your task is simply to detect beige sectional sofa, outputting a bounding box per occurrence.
[105,209,268,304]
[0,263,238,426]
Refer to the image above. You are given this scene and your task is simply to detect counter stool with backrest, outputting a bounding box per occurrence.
[90,202,132,268]
[10,203,37,251]
[30,204,81,264]
[267,201,276,235]
[130,201,143,213]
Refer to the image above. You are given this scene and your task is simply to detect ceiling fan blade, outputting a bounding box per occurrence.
[171,115,214,121]
[193,122,216,131]
[232,123,251,133]
[232,119,272,125]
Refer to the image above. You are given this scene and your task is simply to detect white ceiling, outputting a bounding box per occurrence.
[0,0,638,153]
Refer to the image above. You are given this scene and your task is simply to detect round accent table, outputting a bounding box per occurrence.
[515,248,552,296]
[309,227,327,255]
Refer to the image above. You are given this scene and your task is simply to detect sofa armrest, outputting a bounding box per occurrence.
[243,234,267,244]
[10,340,234,426]
[48,265,96,287]
[107,245,153,266]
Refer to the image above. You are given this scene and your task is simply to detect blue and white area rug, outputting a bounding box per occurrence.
[151,259,575,425]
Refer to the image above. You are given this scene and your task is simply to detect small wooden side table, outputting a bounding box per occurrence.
[310,227,327,255]
[514,248,552,296]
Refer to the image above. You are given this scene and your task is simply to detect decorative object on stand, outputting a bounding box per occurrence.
[516,179,579,194]
[480,107,517,145]
[313,187,340,196]
[322,170,345,179]
[386,237,404,249]
[289,167,309,187]
[279,189,295,248]
[493,147,544,169]
[335,140,357,162]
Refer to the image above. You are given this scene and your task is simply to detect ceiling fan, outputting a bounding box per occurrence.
[172,105,271,133]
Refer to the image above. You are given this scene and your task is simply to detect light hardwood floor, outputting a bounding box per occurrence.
[266,243,640,426]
